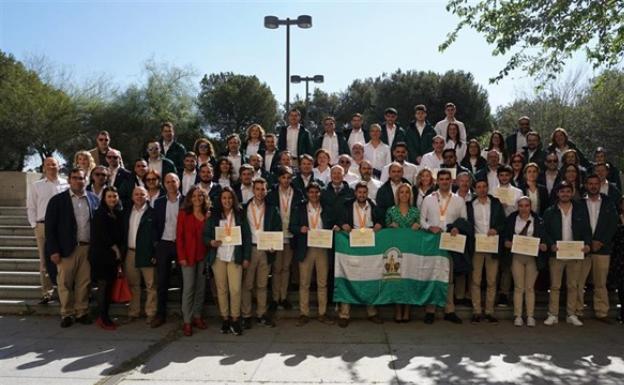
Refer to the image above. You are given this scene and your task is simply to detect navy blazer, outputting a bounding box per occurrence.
[277,125,313,157]
[112,167,132,190]
[153,194,184,242]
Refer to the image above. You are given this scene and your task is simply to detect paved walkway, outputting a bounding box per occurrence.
[1,315,623,384]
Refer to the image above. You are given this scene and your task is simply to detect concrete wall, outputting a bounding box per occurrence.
[0,172,41,206]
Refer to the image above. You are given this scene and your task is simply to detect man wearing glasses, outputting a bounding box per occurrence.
[44,168,99,328]
[89,130,119,167]
[146,140,177,177]
[106,149,131,190]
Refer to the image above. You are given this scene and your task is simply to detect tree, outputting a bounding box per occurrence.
[0,51,80,170]
[441,0,624,84]
[197,72,278,141]
[290,88,342,136]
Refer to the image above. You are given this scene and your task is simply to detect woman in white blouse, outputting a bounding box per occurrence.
[444,122,466,162]
[243,123,265,158]
[363,123,391,176]
[313,149,332,185]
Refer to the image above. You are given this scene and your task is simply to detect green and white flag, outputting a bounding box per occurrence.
[334,229,450,306]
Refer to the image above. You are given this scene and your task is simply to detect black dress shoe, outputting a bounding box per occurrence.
[220,319,230,334]
[242,317,253,330]
[268,301,278,312]
[484,314,499,324]
[75,315,93,325]
[257,314,275,327]
[443,312,463,324]
[424,313,435,324]
[280,299,293,310]
[60,316,73,328]
[471,314,482,324]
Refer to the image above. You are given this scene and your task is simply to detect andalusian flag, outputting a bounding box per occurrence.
[334,229,450,306]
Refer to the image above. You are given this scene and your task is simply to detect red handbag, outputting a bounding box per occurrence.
[111,267,132,303]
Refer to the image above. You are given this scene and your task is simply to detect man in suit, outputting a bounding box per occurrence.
[119,159,149,210]
[248,153,271,182]
[278,108,313,164]
[593,162,622,203]
[150,173,182,328]
[259,133,280,175]
[506,116,531,156]
[577,174,618,323]
[89,130,120,167]
[440,148,470,185]
[106,149,131,191]
[593,147,622,192]
[313,116,350,163]
[159,121,187,173]
[197,162,221,208]
[405,104,436,164]
[375,162,409,219]
[321,165,355,216]
[234,164,255,205]
[241,178,282,329]
[337,181,384,327]
[522,131,547,170]
[45,168,99,328]
[146,140,177,177]
[180,152,199,196]
[222,133,248,181]
[543,181,592,327]
[380,107,406,151]
[344,113,369,151]
[292,154,324,193]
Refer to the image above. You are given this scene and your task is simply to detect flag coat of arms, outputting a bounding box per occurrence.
[333,229,450,306]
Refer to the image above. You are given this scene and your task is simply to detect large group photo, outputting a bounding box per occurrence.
[2,1,624,385]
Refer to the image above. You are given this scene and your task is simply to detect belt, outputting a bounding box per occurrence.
[78,242,89,246]
[127,247,136,251]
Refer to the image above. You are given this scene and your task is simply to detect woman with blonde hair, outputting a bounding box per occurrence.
[385,182,421,323]
[74,150,96,182]
[243,123,266,157]
[414,167,436,209]
[193,138,217,168]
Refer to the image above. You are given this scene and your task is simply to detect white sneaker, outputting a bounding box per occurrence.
[566,315,583,327]
[526,317,536,327]
[544,315,558,326]
[514,316,524,327]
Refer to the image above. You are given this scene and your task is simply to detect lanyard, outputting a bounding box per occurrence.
[308,204,321,229]
[355,203,369,229]
[280,188,292,215]
[223,211,234,236]
[250,201,265,230]
[438,192,452,221]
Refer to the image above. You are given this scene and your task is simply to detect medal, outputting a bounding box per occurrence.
[359,228,366,233]
[224,236,232,243]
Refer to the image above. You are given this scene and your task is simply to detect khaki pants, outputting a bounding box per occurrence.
[125,250,157,318]
[577,254,610,318]
[454,274,471,300]
[212,258,242,318]
[511,254,538,317]
[242,247,270,318]
[57,245,90,318]
[272,245,293,302]
[338,303,377,320]
[548,258,582,317]
[499,265,512,297]
[471,252,499,315]
[426,259,454,314]
[34,223,54,296]
[299,247,328,317]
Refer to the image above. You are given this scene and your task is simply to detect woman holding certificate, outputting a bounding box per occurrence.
[203,186,251,336]
[176,186,210,336]
[503,196,547,327]
[290,182,337,327]
[385,183,420,323]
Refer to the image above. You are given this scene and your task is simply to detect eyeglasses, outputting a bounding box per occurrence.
[145,178,159,182]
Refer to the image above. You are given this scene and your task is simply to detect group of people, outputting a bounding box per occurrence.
[26,103,624,337]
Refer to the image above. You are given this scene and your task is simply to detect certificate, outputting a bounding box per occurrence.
[439,232,466,253]
[257,231,284,251]
[556,241,585,260]
[475,234,499,253]
[511,235,540,257]
[215,226,242,246]
[307,229,333,249]
[349,228,375,248]
[494,187,516,206]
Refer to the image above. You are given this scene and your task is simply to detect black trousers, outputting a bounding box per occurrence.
[96,279,113,321]
[155,240,177,319]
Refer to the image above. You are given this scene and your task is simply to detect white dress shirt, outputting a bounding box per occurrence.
[352,201,373,229]
[420,151,444,171]
[247,200,265,244]
[445,140,466,162]
[148,158,162,174]
[472,198,491,234]
[380,161,419,184]
[240,184,254,204]
[420,191,467,230]
[245,141,260,157]
[313,167,331,185]
[182,170,197,196]
[364,141,391,171]
[27,176,69,227]
[344,171,360,185]
[227,153,242,180]
[109,166,119,186]
[286,125,300,156]
[218,177,231,188]
[545,171,558,194]
[307,203,323,230]
[161,195,180,241]
[264,150,276,172]
[486,168,500,193]
[586,197,601,235]
[127,203,147,249]
[216,214,235,262]
[560,205,573,241]
[516,132,528,153]
[348,129,365,150]
[351,178,382,204]
[321,133,340,164]
[162,140,172,155]
[434,118,467,142]
[514,215,535,237]
[385,124,397,146]
[279,187,294,241]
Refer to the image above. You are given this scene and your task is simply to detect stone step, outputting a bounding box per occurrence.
[0,216,30,226]
[0,258,40,271]
[0,285,41,299]
[0,226,35,236]
[0,236,37,247]
[0,207,27,216]
[0,271,40,285]
[0,247,38,259]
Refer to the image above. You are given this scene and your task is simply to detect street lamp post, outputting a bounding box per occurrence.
[291,75,324,122]
[264,15,312,112]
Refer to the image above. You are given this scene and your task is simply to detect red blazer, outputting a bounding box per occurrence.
[176,210,208,266]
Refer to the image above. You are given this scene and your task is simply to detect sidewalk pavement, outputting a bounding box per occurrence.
[1,314,623,385]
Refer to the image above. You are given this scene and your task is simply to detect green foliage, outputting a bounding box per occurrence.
[441,0,624,84]
[0,51,80,171]
[197,72,279,142]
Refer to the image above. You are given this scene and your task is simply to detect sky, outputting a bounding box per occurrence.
[1,0,590,113]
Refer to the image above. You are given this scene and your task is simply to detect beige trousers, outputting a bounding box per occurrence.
[548,258,582,317]
[471,252,499,315]
[212,258,243,318]
[57,245,91,318]
[242,247,270,318]
[299,247,328,317]
[271,245,293,302]
[34,223,54,296]
[125,250,157,318]
[577,254,610,318]
[338,303,377,320]
[511,254,538,317]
